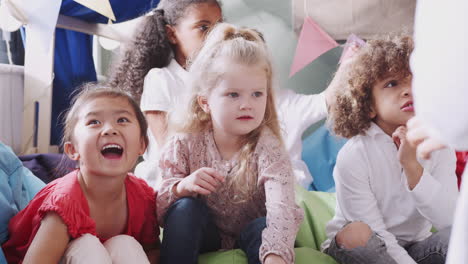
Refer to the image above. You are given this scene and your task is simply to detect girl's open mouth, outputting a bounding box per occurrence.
[101,144,123,159]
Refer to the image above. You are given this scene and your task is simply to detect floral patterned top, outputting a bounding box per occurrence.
[156,128,303,264]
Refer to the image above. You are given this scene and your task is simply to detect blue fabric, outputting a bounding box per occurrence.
[0,142,45,262]
[60,0,160,23]
[50,29,97,145]
[50,0,161,145]
[235,217,266,264]
[0,249,5,264]
[302,125,347,192]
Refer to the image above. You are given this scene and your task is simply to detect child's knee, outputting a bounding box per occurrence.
[104,235,149,264]
[335,221,373,249]
[104,235,140,251]
[62,234,111,264]
[68,234,104,251]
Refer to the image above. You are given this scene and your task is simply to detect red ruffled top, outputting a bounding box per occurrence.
[2,170,158,263]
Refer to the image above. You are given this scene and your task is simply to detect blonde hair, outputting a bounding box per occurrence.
[328,34,413,138]
[171,23,282,203]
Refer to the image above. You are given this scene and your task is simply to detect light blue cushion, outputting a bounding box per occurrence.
[0,142,45,263]
[302,125,347,192]
[0,249,6,264]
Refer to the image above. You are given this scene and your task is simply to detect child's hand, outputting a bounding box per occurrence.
[392,126,417,164]
[407,116,447,159]
[264,254,286,264]
[392,126,423,189]
[175,167,225,197]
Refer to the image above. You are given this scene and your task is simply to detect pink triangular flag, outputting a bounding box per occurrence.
[339,34,366,64]
[289,16,338,77]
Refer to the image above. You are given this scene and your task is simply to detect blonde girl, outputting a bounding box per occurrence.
[156,23,303,264]
[321,34,457,264]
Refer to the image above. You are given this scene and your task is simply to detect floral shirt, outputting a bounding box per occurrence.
[157,128,303,263]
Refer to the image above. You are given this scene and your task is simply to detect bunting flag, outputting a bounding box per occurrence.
[73,0,116,21]
[339,34,366,64]
[289,16,338,77]
[0,0,25,32]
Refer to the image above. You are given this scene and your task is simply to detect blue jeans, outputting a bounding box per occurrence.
[325,228,451,264]
[160,197,266,264]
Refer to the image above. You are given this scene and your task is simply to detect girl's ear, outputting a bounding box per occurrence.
[138,137,147,156]
[165,25,178,45]
[197,96,210,113]
[64,142,80,161]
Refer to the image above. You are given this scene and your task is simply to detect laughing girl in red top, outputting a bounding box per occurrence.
[2,85,159,264]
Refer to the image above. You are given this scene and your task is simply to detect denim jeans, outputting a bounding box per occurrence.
[325,227,450,264]
[235,217,267,264]
[160,197,266,264]
[404,228,450,264]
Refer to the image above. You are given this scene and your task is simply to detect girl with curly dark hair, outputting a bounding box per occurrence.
[107,0,222,188]
[321,34,458,264]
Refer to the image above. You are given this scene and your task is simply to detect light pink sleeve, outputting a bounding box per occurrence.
[257,131,304,264]
[156,135,190,226]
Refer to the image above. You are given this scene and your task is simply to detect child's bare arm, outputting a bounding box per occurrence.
[392,126,424,189]
[23,212,70,264]
[145,111,168,147]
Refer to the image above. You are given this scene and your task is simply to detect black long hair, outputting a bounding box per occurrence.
[107,0,221,103]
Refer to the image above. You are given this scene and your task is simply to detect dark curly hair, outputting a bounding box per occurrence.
[107,0,221,103]
[328,34,414,138]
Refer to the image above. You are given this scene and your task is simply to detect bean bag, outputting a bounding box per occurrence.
[197,186,338,264]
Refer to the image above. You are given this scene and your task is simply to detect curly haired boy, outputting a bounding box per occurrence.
[321,34,458,264]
